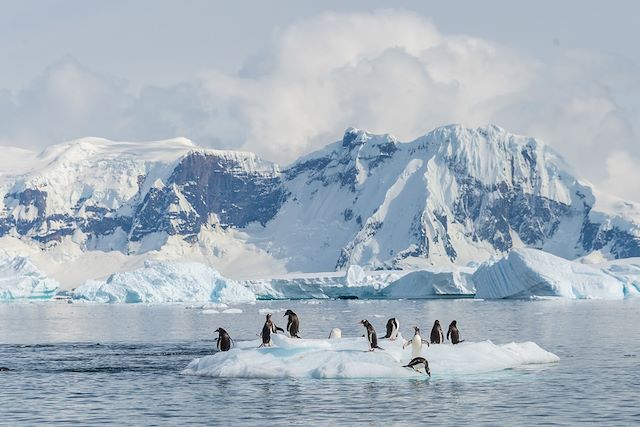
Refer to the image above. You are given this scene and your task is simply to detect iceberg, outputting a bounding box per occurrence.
[0,252,59,300]
[182,334,559,379]
[473,248,639,299]
[72,261,255,304]
[380,268,474,299]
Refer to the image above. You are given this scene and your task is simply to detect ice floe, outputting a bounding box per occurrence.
[183,334,559,379]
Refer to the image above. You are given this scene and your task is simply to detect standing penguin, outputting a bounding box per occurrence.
[360,319,383,351]
[403,357,431,376]
[447,320,463,344]
[283,309,301,338]
[214,327,233,352]
[382,318,400,340]
[430,320,444,344]
[259,313,285,348]
[403,326,429,358]
[328,328,342,339]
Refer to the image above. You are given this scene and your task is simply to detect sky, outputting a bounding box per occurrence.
[1,0,639,201]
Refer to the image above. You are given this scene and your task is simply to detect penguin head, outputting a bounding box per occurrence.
[265,313,272,320]
[284,309,294,317]
[215,328,227,335]
[360,319,370,327]
[413,326,420,334]
[434,320,440,326]
[450,320,457,327]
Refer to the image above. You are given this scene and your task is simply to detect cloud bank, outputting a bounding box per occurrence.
[1,10,638,201]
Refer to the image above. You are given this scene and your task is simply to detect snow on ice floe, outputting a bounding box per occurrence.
[182,334,559,379]
[474,248,640,299]
[0,252,59,300]
[72,261,255,304]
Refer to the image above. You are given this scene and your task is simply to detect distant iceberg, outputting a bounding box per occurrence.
[473,248,640,299]
[1,247,639,303]
[72,261,256,304]
[0,252,59,300]
[183,334,559,379]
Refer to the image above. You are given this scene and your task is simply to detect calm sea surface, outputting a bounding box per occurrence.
[1,299,639,426]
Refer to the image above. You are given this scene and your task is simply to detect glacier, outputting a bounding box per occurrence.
[182,334,559,379]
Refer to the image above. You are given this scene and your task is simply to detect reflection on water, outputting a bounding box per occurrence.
[1,299,639,425]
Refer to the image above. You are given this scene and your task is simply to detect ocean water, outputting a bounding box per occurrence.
[1,299,639,426]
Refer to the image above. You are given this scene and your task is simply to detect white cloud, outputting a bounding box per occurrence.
[0,10,638,201]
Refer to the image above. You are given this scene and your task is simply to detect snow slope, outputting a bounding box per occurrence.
[183,334,559,379]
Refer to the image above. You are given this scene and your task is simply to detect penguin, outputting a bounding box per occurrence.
[0,367,9,371]
[403,326,429,358]
[283,309,301,338]
[259,313,285,348]
[430,320,444,344]
[214,327,233,352]
[382,318,400,340]
[328,328,342,339]
[360,319,383,351]
[447,320,464,344]
[403,357,431,376]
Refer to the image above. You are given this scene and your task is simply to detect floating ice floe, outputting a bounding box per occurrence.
[0,252,59,300]
[182,334,559,379]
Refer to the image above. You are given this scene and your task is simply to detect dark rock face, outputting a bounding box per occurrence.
[128,152,286,241]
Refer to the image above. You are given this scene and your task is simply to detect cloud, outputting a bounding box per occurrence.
[0,10,639,201]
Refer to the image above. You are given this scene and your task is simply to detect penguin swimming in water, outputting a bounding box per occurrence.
[360,319,383,351]
[0,367,9,371]
[403,326,429,358]
[382,318,400,340]
[214,327,233,352]
[328,328,342,339]
[283,309,301,338]
[430,320,444,344]
[259,313,285,348]
[447,320,464,344]
[403,357,431,376]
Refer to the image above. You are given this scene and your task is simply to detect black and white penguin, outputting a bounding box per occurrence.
[283,309,301,338]
[403,357,431,376]
[447,320,463,344]
[214,327,233,352]
[430,320,444,344]
[403,326,429,358]
[382,318,400,340]
[360,319,383,351]
[0,367,9,371]
[328,328,342,339]
[259,313,284,348]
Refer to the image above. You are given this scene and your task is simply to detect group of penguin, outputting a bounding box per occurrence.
[213,310,463,377]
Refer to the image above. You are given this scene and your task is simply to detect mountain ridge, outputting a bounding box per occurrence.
[0,124,638,284]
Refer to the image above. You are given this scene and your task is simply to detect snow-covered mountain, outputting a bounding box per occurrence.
[1,125,639,286]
